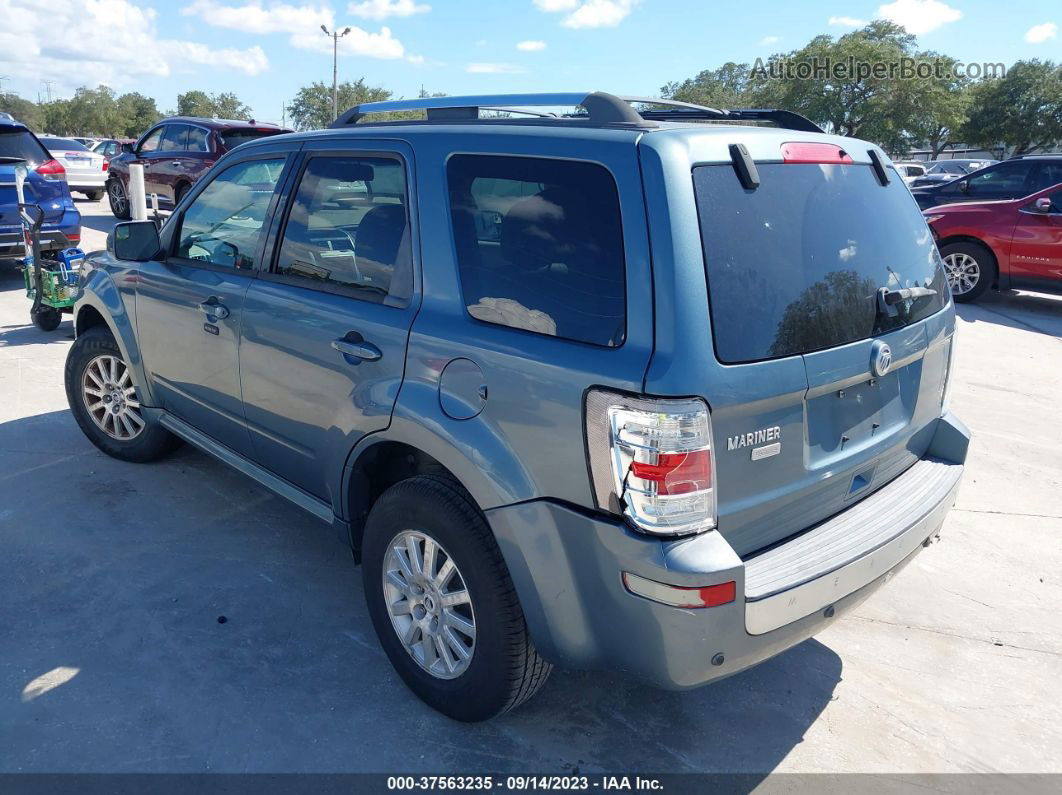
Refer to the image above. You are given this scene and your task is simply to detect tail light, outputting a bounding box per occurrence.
[102,160,109,172]
[586,391,716,536]
[36,159,66,181]
[66,233,81,243]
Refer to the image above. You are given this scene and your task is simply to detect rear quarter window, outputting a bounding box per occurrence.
[446,154,626,347]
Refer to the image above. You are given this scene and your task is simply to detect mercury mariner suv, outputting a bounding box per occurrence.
[64,92,968,721]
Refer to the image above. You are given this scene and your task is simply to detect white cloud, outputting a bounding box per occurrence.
[828,16,868,28]
[348,0,430,20]
[0,0,269,91]
[1024,22,1058,44]
[535,0,639,29]
[181,0,406,59]
[760,35,781,46]
[466,63,526,74]
[533,0,578,10]
[180,0,330,32]
[876,0,962,35]
[406,53,425,64]
[517,40,547,51]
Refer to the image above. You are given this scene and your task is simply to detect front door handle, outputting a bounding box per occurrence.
[172,161,182,168]
[198,299,230,320]
[331,338,382,362]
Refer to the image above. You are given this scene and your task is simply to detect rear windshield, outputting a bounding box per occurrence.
[219,129,285,149]
[42,138,90,151]
[694,162,948,364]
[0,130,49,166]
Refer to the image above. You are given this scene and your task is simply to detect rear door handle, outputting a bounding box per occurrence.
[172,161,182,167]
[197,299,230,320]
[331,338,382,362]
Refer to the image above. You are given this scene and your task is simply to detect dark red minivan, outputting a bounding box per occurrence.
[106,117,293,219]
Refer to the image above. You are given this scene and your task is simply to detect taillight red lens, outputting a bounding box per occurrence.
[66,233,81,243]
[630,450,712,496]
[35,159,66,181]
[781,142,853,164]
[102,160,109,172]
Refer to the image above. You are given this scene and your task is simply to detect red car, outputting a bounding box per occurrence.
[106,116,293,219]
[925,182,1062,303]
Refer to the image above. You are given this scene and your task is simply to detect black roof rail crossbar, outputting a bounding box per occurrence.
[631,105,823,133]
[331,91,647,128]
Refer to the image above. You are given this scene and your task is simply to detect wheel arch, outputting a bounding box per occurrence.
[74,274,156,406]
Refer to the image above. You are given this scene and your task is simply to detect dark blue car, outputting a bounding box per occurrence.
[0,117,81,260]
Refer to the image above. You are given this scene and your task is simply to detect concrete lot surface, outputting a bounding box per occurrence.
[1,199,1060,774]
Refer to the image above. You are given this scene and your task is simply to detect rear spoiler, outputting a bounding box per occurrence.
[635,107,823,133]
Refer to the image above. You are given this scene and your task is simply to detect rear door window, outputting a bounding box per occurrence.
[446,154,626,347]
[694,162,948,363]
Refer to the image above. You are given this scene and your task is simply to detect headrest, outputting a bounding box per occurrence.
[356,203,406,272]
[500,188,591,271]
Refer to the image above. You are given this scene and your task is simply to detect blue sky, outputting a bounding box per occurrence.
[0,0,1058,123]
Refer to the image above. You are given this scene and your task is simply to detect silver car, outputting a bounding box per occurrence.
[39,136,107,200]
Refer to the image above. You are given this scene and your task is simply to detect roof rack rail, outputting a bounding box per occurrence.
[330,91,823,133]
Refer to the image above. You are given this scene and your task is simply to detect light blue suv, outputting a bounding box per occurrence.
[65,93,968,721]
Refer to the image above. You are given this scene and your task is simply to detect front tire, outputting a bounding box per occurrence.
[362,476,552,721]
[940,241,995,303]
[107,179,131,220]
[64,325,179,462]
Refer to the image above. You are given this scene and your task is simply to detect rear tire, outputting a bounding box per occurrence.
[940,241,995,303]
[31,306,62,331]
[84,189,105,201]
[362,475,552,721]
[65,325,180,462]
[107,179,131,220]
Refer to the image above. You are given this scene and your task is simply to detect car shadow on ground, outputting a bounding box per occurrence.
[0,409,842,775]
[78,212,120,237]
[956,290,1062,339]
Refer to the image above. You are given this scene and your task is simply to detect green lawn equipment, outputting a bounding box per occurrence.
[20,203,84,332]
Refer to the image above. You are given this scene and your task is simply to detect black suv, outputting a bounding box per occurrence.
[911,154,1062,210]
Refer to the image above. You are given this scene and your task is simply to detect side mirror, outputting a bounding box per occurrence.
[957,180,969,194]
[121,143,134,154]
[111,221,161,261]
[1033,197,1053,213]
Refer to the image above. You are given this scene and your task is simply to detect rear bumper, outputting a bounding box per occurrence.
[488,412,969,689]
[67,175,106,190]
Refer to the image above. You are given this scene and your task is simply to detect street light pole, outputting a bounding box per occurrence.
[320,25,351,123]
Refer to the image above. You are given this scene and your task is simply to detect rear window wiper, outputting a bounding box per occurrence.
[881,286,937,306]
[876,286,937,320]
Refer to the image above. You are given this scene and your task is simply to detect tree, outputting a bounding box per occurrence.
[662,62,762,108]
[176,90,252,120]
[0,93,43,130]
[41,99,75,136]
[288,79,392,131]
[962,60,1062,156]
[67,85,123,136]
[753,21,918,142]
[115,92,161,138]
[900,54,972,159]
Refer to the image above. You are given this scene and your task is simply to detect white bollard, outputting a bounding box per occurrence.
[128,163,148,221]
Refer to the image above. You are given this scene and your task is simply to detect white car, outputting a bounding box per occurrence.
[39,136,107,200]
[894,161,928,185]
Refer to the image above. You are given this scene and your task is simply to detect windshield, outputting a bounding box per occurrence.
[694,162,948,364]
[219,128,285,150]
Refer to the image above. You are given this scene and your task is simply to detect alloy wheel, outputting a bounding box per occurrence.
[81,354,145,440]
[943,252,980,296]
[382,530,477,680]
[108,181,127,215]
